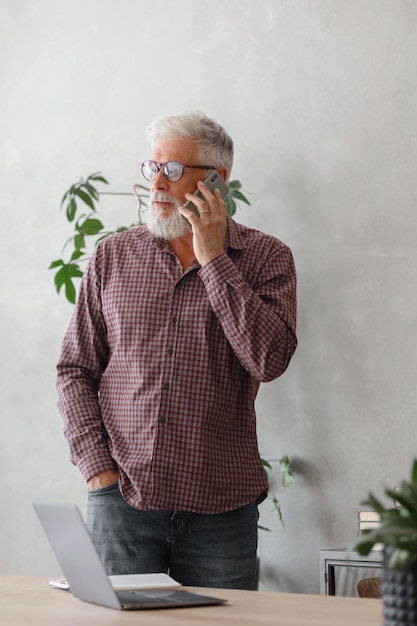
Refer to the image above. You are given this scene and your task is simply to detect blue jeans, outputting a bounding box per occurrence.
[86,482,259,589]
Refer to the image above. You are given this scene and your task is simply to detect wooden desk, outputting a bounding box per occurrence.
[0,576,382,626]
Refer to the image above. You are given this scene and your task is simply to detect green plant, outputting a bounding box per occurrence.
[354,459,417,570]
[260,455,295,530]
[49,172,250,304]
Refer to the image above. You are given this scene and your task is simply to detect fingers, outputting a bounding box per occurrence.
[179,182,224,220]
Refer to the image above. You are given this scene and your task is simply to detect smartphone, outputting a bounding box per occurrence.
[183,170,229,216]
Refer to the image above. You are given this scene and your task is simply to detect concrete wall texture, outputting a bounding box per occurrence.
[1,0,416,593]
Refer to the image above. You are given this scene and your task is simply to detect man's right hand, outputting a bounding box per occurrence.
[87,469,119,491]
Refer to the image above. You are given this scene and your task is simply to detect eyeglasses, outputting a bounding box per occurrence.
[140,160,215,183]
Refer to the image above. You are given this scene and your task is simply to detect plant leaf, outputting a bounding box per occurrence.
[354,535,379,556]
[60,190,69,208]
[74,234,85,251]
[226,196,237,216]
[398,480,417,513]
[362,493,386,516]
[271,495,284,527]
[385,487,417,517]
[77,217,104,236]
[257,524,271,532]
[230,189,251,205]
[378,517,417,534]
[49,259,64,269]
[262,458,272,482]
[70,250,86,262]
[66,197,77,222]
[389,548,417,570]
[81,182,99,200]
[88,172,109,185]
[54,263,83,291]
[74,187,95,211]
[280,455,295,488]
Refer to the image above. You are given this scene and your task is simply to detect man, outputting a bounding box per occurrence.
[57,111,297,590]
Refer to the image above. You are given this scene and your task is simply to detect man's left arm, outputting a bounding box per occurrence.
[180,183,297,382]
[199,244,297,383]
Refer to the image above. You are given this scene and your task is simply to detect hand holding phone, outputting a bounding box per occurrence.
[182,170,229,216]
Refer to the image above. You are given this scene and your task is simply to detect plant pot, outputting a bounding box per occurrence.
[382,549,417,626]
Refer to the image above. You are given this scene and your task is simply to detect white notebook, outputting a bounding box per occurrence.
[49,572,180,591]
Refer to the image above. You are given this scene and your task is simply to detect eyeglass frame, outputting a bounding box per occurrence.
[140,160,216,183]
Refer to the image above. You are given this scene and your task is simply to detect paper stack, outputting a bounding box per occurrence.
[358,511,383,551]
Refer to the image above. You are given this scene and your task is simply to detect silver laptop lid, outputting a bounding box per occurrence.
[33,501,121,609]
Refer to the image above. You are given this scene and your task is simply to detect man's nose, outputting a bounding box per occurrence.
[152,167,169,190]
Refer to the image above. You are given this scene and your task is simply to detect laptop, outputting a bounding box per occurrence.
[33,501,226,610]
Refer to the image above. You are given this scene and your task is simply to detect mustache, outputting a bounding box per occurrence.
[149,191,180,208]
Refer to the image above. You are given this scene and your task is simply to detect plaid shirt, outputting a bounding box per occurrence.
[57,217,297,514]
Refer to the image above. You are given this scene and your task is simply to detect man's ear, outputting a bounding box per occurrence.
[218,166,228,182]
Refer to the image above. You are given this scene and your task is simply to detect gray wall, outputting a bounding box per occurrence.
[1,0,416,594]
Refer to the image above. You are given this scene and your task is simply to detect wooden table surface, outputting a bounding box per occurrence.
[0,576,383,626]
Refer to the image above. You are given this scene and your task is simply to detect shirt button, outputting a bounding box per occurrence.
[171,316,177,323]
[159,417,166,424]
[168,348,174,355]
[163,383,171,390]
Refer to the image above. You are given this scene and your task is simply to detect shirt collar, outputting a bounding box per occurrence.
[133,216,247,252]
[225,216,247,251]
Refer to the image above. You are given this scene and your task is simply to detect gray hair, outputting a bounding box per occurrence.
[145,111,234,177]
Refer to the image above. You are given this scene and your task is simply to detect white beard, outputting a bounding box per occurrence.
[146,192,192,240]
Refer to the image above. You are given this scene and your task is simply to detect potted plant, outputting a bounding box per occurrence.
[354,459,417,625]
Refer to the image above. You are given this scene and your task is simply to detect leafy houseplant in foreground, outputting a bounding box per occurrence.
[355,460,417,626]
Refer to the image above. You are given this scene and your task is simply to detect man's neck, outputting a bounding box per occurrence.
[168,233,195,270]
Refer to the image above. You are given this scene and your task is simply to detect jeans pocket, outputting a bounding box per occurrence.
[88,481,119,496]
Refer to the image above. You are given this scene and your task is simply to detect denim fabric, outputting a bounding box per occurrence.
[86,482,259,589]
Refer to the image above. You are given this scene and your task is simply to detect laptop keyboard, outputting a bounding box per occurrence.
[116,589,182,605]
